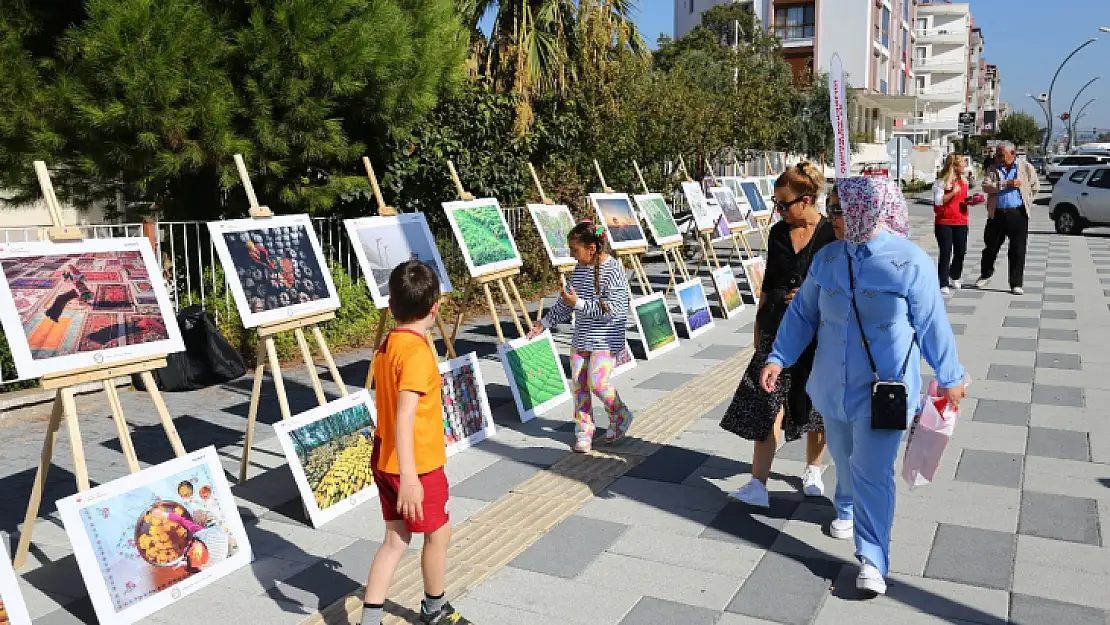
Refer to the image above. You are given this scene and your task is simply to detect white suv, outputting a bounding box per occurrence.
[1049,166,1110,234]
[1046,154,1110,185]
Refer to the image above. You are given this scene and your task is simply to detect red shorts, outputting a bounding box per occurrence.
[372,440,449,533]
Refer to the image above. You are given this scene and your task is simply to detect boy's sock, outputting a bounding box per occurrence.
[360,602,384,625]
[421,592,447,615]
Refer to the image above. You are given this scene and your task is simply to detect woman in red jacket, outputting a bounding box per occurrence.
[933,154,970,296]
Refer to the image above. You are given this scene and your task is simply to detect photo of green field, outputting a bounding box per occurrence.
[502,336,566,413]
[634,297,677,353]
[451,202,519,270]
[636,195,681,243]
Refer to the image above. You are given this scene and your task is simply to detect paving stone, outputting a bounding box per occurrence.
[954,449,1024,489]
[1045,281,1075,289]
[637,372,697,391]
[986,364,1035,384]
[953,290,984,299]
[950,323,966,335]
[269,539,378,610]
[626,445,710,484]
[1044,294,1077,303]
[607,526,764,578]
[996,337,1038,352]
[972,399,1030,426]
[726,551,841,625]
[1026,427,1090,461]
[618,597,720,625]
[945,305,976,315]
[1010,594,1110,625]
[1040,328,1079,342]
[925,524,1015,590]
[1003,316,1039,328]
[693,345,741,360]
[700,499,798,549]
[1041,309,1078,320]
[1018,491,1101,546]
[1009,301,1042,310]
[450,459,543,501]
[509,515,628,578]
[1032,384,1086,408]
[1020,286,1044,295]
[1036,352,1083,370]
[579,552,742,610]
[466,567,642,624]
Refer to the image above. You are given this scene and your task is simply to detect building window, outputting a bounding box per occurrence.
[773,5,815,41]
[901,73,907,95]
[917,17,928,32]
[915,46,927,62]
[881,7,891,48]
[902,27,908,55]
[881,79,888,95]
[915,76,926,91]
[903,0,909,22]
[688,0,694,15]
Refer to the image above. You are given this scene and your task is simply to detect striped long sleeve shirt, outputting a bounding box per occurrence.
[541,256,630,355]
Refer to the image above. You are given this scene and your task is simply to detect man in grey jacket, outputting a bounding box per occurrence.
[975,142,1040,295]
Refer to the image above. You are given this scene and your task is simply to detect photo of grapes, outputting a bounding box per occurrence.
[445,200,520,275]
[221,223,331,315]
[528,204,577,265]
[440,354,493,452]
[501,335,569,418]
[634,195,681,244]
[286,401,376,512]
[633,296,677,355]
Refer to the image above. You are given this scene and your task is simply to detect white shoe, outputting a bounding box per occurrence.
[801,465,825,497]
[951,279,962,290]
[974,277,991,289]
[1012,287,1024,296]
[830,518,854,540]
[856,562,887,595]
[727,478,770,508]
[940,286,952,297]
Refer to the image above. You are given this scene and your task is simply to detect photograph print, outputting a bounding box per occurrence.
[633,194,682,246]
[443,198,523,278]
[676,279,715,339]
[209,214,339,328]
[527,203,578,267]
[56,447,250,625]
[440,352,497,456]
[711,266,745,319]
[272,390,378,528]
[631,293,679,360]
[0,237,184,379]
[681,181,717,231]
[590,193,649,251]
[742,256,767,305]
[497,331,571,422]
[709,187,749,228]
[612,341,637,378]
[740,180,770,215]
[0,540,31,625]
[345,213,453,309]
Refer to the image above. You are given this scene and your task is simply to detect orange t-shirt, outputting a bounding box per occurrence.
[372,330,446,475]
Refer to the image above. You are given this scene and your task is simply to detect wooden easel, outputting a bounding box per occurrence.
[445,160,533,346]
[360,157,457,389]
[678,155,721,278]
[231,154,349,483]
[527,163,576,324]
[14,162,187,569]
[632,159,689,295]
[704,156,756,267]
[592,160,652,297]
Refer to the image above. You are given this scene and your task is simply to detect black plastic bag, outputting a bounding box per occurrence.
[134,305,246,392]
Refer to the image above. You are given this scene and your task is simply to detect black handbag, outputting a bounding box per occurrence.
[846,251,914,431]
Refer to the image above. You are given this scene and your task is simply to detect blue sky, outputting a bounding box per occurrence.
[628,0,1110,134]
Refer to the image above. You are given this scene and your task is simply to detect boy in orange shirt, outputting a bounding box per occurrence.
[362,260,472,625]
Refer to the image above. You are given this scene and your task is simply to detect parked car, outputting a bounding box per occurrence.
[1048,165,1110,234]
[1028,156,1045,175]
[1045,154,1110,184]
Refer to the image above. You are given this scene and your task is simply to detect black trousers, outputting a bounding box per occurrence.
[979,208,1029,288]
[934,224,969,288]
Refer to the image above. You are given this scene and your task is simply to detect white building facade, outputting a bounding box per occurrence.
[904,2,972,149]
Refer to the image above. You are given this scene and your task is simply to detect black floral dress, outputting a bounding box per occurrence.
[720,219,835,442]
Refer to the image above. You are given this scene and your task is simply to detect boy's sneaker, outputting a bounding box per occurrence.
[421,601,473,625]
[727,478,770,508]
[801,465,825,497]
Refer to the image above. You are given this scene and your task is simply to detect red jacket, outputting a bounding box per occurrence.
[934,178,969,226]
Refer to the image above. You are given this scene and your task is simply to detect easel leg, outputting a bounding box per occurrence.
[240,345,266,483]
[365,313,389,389]
[481,283,506,343]
[61,388,90,492]
[633,256,653,296]
[496,278,526,338]
[507,276,534,331]
[103,381,139,473]
[311,325,348,396]
[704,234,722,270]
[265,337,293,420]
[14,392,64,569]
[141,371,186,457]
[451,283,473,344]
[295,327,327,406]
[674,248,691,281]
[433,315,457,359]
[662,250,679,295]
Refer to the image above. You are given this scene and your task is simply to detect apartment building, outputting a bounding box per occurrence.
[983,64,1002,134]
[906,1,972,147]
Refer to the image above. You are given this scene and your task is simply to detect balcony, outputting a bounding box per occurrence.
[917,86,965,102]
[913,57,966,74]
[915,28,967,44]
[917,2,970,16]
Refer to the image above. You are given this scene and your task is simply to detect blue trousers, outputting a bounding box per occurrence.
[823,416,905,577]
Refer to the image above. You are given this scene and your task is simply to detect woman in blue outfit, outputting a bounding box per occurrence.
[760,176,966,596]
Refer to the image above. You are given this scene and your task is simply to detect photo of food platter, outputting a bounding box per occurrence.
[0,540,31,625]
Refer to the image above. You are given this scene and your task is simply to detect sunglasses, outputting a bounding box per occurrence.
[772,195,809,213]
[826,202,843,217]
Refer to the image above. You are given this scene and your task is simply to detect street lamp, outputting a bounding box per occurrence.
[1044,37,1099,153]
[1067,77,1101,148]
[1074,98,1098,143]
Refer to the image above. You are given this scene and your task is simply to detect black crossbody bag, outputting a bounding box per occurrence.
[846,251,915,431]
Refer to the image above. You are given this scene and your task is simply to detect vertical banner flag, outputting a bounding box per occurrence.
[829,55,851,179]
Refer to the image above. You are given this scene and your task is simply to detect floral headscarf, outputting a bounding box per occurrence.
[835,176,909,244]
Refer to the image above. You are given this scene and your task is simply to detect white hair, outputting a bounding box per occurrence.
[998,141,1016,154]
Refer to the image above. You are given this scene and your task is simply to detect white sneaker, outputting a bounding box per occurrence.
[856,562,887,595]
[727,478,770,508]
[940,286,952,297]
[801,465,825,497]
[830,518,854,540]
[974,276,991,289]
[1012,287,1024,296]
[951,279,962,290]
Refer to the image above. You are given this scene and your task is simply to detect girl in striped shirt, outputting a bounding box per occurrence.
[529,221,634,453]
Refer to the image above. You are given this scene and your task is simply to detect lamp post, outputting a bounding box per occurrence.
[1066,77,1100,147]
[1073,98,1098,145]
[1044,37,1099,153]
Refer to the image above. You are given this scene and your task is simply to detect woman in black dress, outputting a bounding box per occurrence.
[719,162,837,508]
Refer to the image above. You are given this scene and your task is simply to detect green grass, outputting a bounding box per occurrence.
[533,210,574,259]
[635,298,676,351]
[640,197,679,240]
[505,337,565,411]
[454,203,519,268]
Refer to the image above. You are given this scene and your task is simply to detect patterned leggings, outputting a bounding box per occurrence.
[571,350,632,439]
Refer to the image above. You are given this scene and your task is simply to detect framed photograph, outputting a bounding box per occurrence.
[711,266,745,319]
[440,352,497,456]
[631,293,679,360]
[272,390,378,528]
[208,215,339,328]
[612,341,637,378]
[527,204,578,267]
[0,238,184,379]
[56,447,251,625]
[442,198,523,278]
[712,214,731,243]
[681,181,717,231]
[740,180,771,217]
[675,279,715,339]
[742,257,767,305]
[709,187,749,229]
[344,213,453,310]
[633,194,682,246]
[497,331,571,423]
[0,540,32,625]
[590,193,649,251]
[758,176,774,199]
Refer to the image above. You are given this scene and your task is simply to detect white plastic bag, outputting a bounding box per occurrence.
[902,378,964,489]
